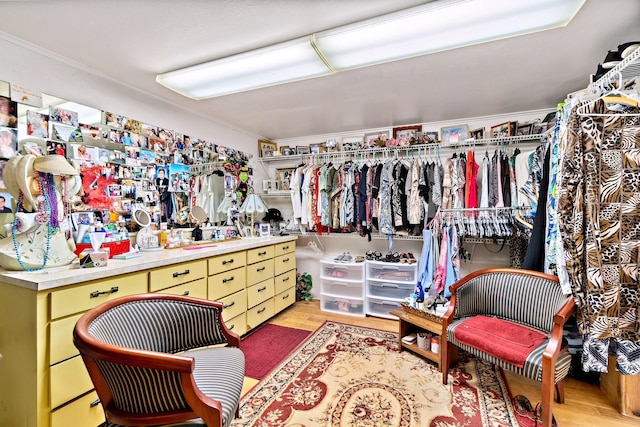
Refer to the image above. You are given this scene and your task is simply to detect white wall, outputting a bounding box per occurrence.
[0,37,260,153]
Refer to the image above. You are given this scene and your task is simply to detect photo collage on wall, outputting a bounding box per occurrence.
[0,82,252,227]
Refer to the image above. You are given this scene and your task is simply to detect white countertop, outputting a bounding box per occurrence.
[0,235,297,291]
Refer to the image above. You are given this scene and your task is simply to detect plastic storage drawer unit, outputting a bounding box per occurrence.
[320,294,365,317]
[367,281,415,300]
[366,261,417,283]
[367,297,403,319]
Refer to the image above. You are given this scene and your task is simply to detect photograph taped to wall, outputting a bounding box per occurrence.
[26,110,49,139]
[104,111,125,128]
[51,123,82,142]
[20,139,46,156]
[49,106,79,127]
[0,127,17,159]
[0,95,18,128]
[47,141,67,157]
[0,192,13,213]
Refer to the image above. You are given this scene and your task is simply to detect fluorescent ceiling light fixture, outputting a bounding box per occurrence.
[157,0,585,99]
[315,0,586,70]
[156,36,333,99]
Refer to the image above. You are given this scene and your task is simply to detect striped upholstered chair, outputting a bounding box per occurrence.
[73,293,245,427]
[441,268,575,427]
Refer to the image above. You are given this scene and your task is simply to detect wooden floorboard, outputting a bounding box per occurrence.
[245,300,639,427]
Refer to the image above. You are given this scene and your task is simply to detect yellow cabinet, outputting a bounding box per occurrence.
[246,245,274,264]
[208,252,246,274]
[274,286,296,313]
[208,266,246,301]
[50,391,104,427]
[246,299,274,330]
[219,289,247,321]
[274,253,295,276]
[275,269,296,295]
[149,259,207,292]
[247,278,275,308]
[50,356,94,409]
[246,258,274,287]
[274,241,295,256]
[156,278,207,299]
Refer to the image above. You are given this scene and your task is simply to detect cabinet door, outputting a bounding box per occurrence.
[208,251,246,275]
[246,258,274,287]
[156,278,207,299]
[50,391,104,427]
[208,266,246,301]
[50,272,148,319]
[149,260,207,292]
[274,241,295,256]
[275,269,296,295]
[247,278,274,308]
[274,286,295,314]
[247,245,274,264]
[274,253,295,277]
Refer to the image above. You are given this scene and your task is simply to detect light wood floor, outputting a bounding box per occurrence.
[244,300,639,427]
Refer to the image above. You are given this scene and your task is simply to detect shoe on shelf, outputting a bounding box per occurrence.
[618,41,640,59]
[334,252,345,262]
[593,63,607,82]
[602,49,622,69]
[342,252,353,263]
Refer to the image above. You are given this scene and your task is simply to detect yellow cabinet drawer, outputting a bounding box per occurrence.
[246,299,274,330]
[246,259,273,287]
[274,241,295,256]
[50,313,83,365]
[51,390,104,427]
[50,355,94,409]
[219,289,247,321]
[274,286,296,314]
[156,278,207,299]
[208,266,246,300]
[274,253,296,276]
[247,278,274,308]
[149,260,207,292]
[50,272,148,320]
[246,245,274,264]
[275,269,296,295]
[208,251,246,275]
[225,312,247,336]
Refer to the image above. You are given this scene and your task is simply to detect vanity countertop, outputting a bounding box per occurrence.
[0,235,297,291]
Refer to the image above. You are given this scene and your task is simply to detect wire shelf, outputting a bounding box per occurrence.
[590,46,640,92]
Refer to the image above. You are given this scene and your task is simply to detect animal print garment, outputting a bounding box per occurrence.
[558,100,640,374]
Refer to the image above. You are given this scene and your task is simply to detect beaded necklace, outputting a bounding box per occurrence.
[12,172,57,272]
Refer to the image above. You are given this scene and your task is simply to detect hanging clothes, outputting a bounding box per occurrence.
[558,99,640,375]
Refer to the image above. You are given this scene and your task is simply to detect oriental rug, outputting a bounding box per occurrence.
[241,323,312,379]
[232,321,519,426]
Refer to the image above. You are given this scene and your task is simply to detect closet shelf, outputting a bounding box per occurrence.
[591,46,640,92]
[277,230,509,245]
[258,134,547,163]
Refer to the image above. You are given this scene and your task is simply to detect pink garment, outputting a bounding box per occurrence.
[466,150,479,209]
[433,228,449,294]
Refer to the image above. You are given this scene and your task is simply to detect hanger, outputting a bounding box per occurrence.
[577,71,640,117]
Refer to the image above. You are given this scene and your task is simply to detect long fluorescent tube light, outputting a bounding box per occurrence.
[156,36,333,100]
[157,0,585,99]
[315,0,586,71]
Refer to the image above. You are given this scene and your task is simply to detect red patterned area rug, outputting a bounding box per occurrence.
[232,321,519,426]
[241,323,312,379]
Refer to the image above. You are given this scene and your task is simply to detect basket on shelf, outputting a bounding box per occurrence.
[400,302,443,324]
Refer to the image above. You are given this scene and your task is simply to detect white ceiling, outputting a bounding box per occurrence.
[0,0,639,140]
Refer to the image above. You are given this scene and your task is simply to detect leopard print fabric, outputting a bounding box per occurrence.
[559,100,640,374]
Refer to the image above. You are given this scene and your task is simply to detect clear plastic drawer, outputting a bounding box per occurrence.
[321,279,364,299]
[366,260,417,283]
[320,294,365,317]
[366,296,403,319]
[320,260,364,281]
[367,281,414,300]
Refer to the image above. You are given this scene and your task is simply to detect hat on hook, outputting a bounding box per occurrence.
[618,41,640,59]
[262,208,283,222]
[33,154,78,176]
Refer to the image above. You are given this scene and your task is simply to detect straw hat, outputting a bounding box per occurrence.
[17,154,36,212]
[33,154,78,176]
[3,156,21,201]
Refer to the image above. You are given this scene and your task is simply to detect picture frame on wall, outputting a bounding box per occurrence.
[341,136,362,151]
[440,124,468,144]
[280,145,296,156]
[309,142,326,154]
[393,125,421,141]
[419,130,439,144]
[469,127,485,140]
[258,139,277,157]
[364,131,390,148]
[259,223,271,237]
[295,146,310,155]
[516,122,534,136]
[490,122,511,138]
[276,167,295,190]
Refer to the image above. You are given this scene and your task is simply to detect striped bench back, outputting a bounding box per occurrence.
[88,299,228,353]
[453,271,570,333]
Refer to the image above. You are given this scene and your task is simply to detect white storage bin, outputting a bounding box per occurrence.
[320,294,365,317]
[366,261,417,283]
[320,279,364,299]
[367,281,415,300]
[320,261,364,282]
[366,297,403,319]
